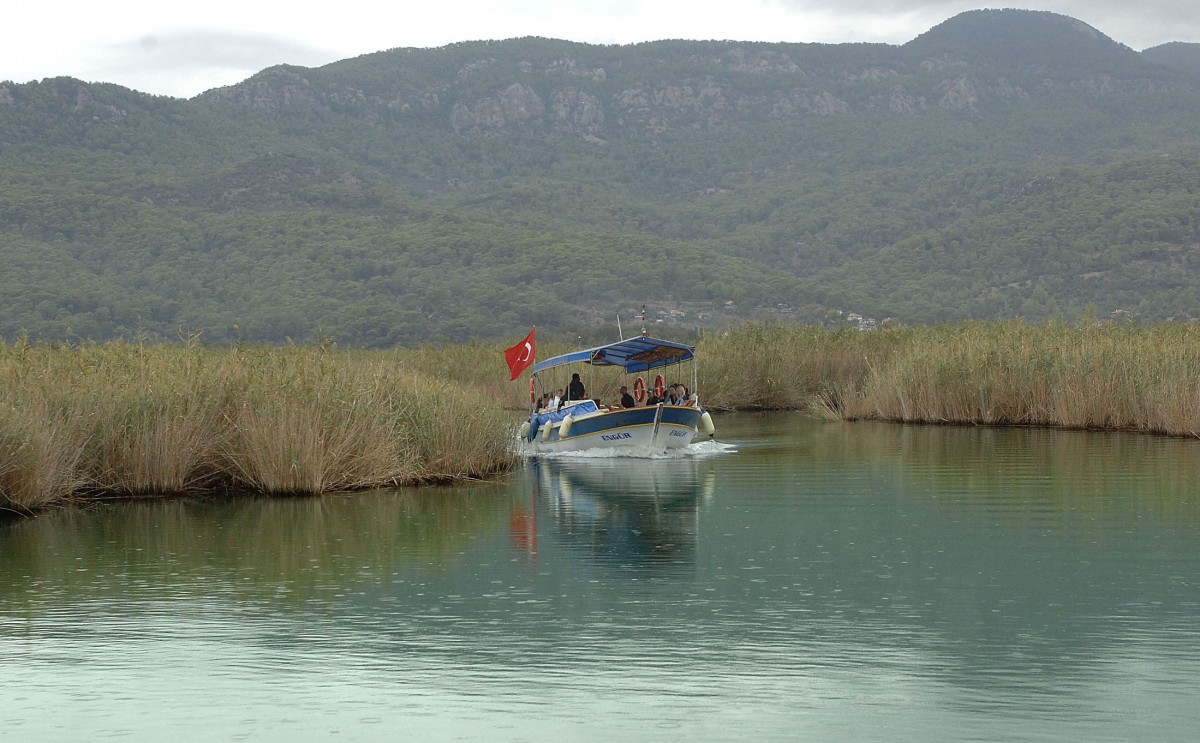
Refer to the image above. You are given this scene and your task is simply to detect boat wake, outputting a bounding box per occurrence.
[686,439,738,457]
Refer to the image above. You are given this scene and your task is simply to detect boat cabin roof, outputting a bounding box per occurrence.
[531,336,695,375]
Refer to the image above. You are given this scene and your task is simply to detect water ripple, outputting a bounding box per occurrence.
[4,415,1200,741]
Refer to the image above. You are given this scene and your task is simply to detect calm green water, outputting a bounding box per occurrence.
[3,413,1199,741]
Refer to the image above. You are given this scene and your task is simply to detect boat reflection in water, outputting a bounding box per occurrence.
[523,455,716,575]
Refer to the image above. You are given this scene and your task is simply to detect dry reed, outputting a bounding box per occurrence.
[698,320,1200,437]
[8,320,1200,517]
[0,340,515,515]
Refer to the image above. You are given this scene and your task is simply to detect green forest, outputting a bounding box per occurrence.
[3,9,1200,346]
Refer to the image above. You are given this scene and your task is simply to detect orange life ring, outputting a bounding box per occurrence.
[632,376,646,403]
[529,377,536,404]
[653,374,666,399]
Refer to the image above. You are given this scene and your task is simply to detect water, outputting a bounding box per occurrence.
[3,413,1199,741]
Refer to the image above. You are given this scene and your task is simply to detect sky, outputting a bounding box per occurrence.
[2,1,1197,98]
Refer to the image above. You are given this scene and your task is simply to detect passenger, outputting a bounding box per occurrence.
[537,392,550,413]
[645,388,661,405]
[680,384,699,407]
[619,385,636,408]
[567,373,586,402]
[665,384,681,405]
[547,389,562,411]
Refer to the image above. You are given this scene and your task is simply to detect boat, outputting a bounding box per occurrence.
[518,334,715,454]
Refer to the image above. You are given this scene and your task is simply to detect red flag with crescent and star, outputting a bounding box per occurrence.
[504,327,536,380]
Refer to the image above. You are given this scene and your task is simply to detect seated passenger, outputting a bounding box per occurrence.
[679,384,699,407]
[619,385,636,408]
[665,384,682,405]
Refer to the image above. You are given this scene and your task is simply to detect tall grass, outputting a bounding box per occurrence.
[697,324,887,410]
[8,320,1200,517]
[0,341,515,515]
[840,321,1200,435]
[0,398,87,515]
[697,321,1200,437]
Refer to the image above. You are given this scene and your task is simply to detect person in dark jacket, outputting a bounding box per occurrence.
[619,385,636,408]
[567,373,586,402]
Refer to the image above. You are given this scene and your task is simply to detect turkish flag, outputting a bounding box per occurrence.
[504,327,536,380]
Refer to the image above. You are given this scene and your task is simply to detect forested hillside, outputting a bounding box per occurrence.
[3,8,1200,346]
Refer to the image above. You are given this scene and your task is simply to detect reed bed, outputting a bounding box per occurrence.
[0,341,515,516]
[697,324,906,411]
[697,321,1200,437]
[7,320,1200,517]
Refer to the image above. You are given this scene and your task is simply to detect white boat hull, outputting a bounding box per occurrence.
[522,403,704,455]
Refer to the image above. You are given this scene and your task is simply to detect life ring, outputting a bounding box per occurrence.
[653,374,666,399]
[632,376,647,403]
[529,377,536,404]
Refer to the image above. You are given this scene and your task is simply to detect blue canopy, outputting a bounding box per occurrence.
[531,336,695,375]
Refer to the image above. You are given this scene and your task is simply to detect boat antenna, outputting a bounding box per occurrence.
[617,314,623,340]
[640,304,647,337]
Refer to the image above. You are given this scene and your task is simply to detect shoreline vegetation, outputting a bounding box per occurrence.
[1,341,514,517]
[702,321,1200,437]
[5,320,1200,517]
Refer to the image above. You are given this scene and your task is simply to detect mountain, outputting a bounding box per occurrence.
[2,9,1200,346]
[905,9,1139,68]
[1142,42,1200,77]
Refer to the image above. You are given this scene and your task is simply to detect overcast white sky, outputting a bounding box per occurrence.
[2,1,1196,98]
